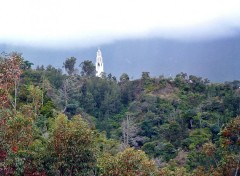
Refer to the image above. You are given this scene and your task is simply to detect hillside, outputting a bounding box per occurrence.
[0,53,240,175]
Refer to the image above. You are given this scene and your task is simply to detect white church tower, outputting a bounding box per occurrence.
[95,49,104,77]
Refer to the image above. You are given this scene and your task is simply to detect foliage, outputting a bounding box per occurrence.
[40,100,55,118]
[63,57,77,75]
[0,53,22,109]
[98,148,158,176]
[1,55,240,175]
[120,73,130,82]
[221,117,240,151]
[159,166,189,176]
[0,111,46,175]
[80,60,96,77]
[48,114,97,175]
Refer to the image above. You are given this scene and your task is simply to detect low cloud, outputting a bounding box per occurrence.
[0,0,240,48]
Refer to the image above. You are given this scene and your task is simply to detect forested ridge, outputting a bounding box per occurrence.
[0,53,240,175]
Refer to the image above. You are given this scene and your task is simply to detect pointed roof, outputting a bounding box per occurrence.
[97,49,102,57]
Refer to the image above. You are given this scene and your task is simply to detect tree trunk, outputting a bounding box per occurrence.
[235,159,239,176]
[14,79,17,111]
[63,81,68,112]
[126,115,129,146]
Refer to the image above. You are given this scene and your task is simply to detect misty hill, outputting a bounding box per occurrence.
[1,35,240,82]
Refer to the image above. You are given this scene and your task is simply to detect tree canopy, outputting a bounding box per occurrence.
[0,54,240,175]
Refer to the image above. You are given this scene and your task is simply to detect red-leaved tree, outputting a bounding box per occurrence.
[0,53,22,110]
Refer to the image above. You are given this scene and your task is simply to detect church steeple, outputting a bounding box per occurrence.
[96,49,104,77]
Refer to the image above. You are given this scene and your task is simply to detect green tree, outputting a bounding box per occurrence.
[80,60,96,77]
[98,148,158,176]
[0,111,46,175]
[21,59,34,70]
[120,73,130,82]
[27,85,43,118]
[63,57,77,75]
[45,65,64,89]
[48,114,96,175]
[220,117,240,176]
[141,72,150,80]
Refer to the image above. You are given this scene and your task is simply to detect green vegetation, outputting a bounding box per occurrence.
[0,53,240,175]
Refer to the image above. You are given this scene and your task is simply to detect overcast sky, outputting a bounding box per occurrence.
[0,0,240,48]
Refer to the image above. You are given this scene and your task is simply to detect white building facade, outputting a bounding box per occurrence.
[95,49,104,77]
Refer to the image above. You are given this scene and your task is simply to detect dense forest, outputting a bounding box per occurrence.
[0,52,240,176]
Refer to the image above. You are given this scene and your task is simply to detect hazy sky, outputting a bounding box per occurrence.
[0,0,240,48]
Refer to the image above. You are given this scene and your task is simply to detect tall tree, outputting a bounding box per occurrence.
[121,115,138,147]
[120,73,130,82]
[48,114,96,175]
[0,53,22,110]
[21,59,34,70]
[80,60,96,77]
[27,85,43,118]
[141,72,150,80]
[59,76,82,113]
[63,57,76,75]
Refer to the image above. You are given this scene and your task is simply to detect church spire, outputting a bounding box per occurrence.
[96,49,104,77]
